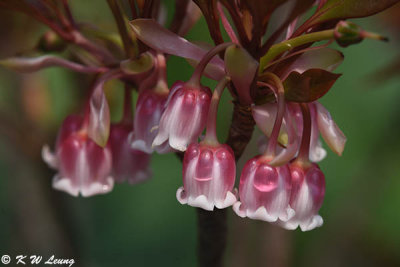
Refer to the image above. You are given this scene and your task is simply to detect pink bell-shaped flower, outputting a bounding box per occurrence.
[233,156,294,222]
[279,161,325,231]
[152,81,211,151]
[131,53,173,154]
[109,123,152,184]
[177,143,237,211]
[131,89,171,153]
[176,76,237,210]
[152,43,233,152]
[42,115,114,197]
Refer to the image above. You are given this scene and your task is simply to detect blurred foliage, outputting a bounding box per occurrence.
[0,1,399,267]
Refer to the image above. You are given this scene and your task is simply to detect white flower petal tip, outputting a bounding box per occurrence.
[52,175,79,197]
[300,215,323,231]
[176,187,237,211]
[310,145,327,163]
[232,202,246,218]
[280,215,323,231]
[52,175,114,198]
[168,138,188,152]
[215,190,238,209]
[81,176,114,197]
[42,145,58,169]
[233,203,294,223]
[171,144,187,152]
[130,139,154,154]
[152,134,168,149]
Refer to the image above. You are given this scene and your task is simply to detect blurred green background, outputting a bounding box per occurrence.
[0,1,400,267]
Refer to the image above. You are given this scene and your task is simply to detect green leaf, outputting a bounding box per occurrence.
[283,69,341,102]
[224,45,258,105]
[311,0,400,25]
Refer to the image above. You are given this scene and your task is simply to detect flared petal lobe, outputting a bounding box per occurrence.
[177,143,237,211]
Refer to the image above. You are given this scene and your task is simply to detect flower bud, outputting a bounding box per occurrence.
[152,81,212,151]
[42,115,113,197]
[279,162,325,231]
[38,31,66,52]
[233,156,294,222]
[109,123,152,184]
[176,143,237,211]
[333,21,390,48]
[131,89,172,153]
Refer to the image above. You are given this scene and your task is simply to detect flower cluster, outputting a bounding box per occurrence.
[1,0,396,233]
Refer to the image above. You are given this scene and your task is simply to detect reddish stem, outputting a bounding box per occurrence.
[262,79,285,159]
[203,77,230,145]
[188,42,233,87]
[297,103,311,162]
[217,3,239,44]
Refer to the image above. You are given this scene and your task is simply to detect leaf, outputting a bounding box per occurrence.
[0,56,106,73]
[283,69,341,102]
[242,0,289,25]
[129,19,224,69]
[311,0,400,26]
[224,45,258,104]
[88,83,111,147]
[281,48,344,79]
[265,0,315,44]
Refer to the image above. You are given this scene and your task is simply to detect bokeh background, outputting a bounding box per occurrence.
[0,1,399,267]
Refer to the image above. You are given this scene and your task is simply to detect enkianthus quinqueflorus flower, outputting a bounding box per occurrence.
[279,103,326,231]
[280,161,325,231]
[152,43,232,152]
[177,77,237,210]
[234,74,294,222]
[151,81,211,151]
[110,88,152,184]
[42,115,114,197]
[109,123,152,184]
[233,155,294,222]
[131,53,172,154]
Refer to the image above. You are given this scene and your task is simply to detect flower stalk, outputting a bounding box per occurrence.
[188,42,233,87]
[203,76,231,146]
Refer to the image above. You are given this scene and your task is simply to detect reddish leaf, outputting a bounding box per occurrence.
[0,55,107,73]
[280,48,344,79]
[129,19,224,69]
[311,0,400,26]
[283,69,341,102]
